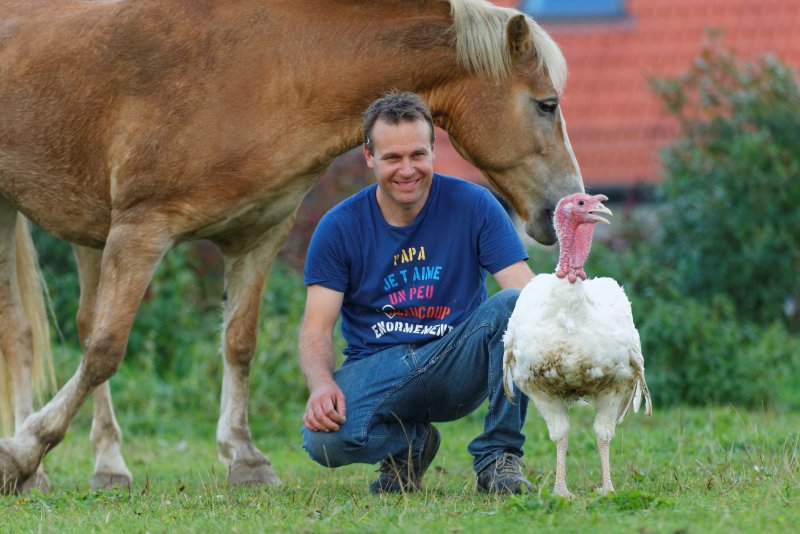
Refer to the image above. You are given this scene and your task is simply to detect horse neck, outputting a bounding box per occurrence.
[279,2,467,148]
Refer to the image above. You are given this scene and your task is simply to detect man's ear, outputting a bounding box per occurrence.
[506,14,533,61]
[363,144,375,168]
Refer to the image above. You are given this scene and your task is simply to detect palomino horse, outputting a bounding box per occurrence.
[0,0,583,492]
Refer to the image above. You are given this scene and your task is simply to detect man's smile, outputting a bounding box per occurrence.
[393,178,421,192]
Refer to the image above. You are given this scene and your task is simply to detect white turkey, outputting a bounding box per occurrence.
[503,192,651,499]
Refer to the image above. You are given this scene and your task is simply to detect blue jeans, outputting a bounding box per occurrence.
[302,288,529,473]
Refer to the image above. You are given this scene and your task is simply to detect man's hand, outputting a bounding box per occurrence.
[299,285,346,432]
[303,381,347,432]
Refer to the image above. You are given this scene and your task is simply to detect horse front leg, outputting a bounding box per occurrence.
[216,219,295,487]
[73,244,133,490]
[0,222,171,493]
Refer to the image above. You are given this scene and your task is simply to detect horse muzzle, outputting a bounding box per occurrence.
[525,206,558,245]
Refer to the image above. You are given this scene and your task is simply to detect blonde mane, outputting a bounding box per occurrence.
[447,0,567,93]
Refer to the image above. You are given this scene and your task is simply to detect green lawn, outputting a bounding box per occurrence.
[2,405,798,533]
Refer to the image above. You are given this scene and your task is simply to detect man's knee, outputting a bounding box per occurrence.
[302,427,365,468]
[489,288,521,318]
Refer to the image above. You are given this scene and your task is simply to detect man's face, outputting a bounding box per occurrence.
[364,118,435,222]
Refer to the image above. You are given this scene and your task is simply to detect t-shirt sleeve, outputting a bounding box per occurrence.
[475,190,529,274]
[303,212,351,292]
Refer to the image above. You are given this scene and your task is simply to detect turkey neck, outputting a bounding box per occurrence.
[550,275,589,312]
[556,221,596,279]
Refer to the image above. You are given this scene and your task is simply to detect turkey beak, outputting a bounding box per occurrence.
[587,201,612,224]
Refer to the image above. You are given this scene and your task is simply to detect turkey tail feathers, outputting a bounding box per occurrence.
[631,344,653,417]
[632,366,653,417]
[640,374,653,417]
[620,344,653,422]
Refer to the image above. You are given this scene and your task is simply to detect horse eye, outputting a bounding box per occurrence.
[537,99,558,114]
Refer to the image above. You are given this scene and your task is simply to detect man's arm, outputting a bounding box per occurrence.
[493,260,534,289]
[299,284,347,432]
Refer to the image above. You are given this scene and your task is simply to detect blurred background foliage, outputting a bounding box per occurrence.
[29,46,800,437]
[651,44,800,330]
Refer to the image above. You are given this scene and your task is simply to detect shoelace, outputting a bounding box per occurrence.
[493,453,525,476]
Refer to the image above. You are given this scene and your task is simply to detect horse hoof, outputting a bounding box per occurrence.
[91,471,133,490]
[228,456,281,487]
[0,437,34,494]
[20,470,51,493]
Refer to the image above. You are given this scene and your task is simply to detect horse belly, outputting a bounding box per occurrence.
[0,152,110,246]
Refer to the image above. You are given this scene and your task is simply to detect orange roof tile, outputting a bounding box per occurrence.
[434,0,800,188]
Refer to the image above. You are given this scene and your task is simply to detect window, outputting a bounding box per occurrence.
[521,0,626,20]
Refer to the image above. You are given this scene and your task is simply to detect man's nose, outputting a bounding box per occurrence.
[399,159,414,177]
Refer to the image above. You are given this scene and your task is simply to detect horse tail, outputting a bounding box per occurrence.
[0,214,57,436]
[0,344,9,436]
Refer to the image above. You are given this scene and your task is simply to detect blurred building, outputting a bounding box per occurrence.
[434,0,800,201]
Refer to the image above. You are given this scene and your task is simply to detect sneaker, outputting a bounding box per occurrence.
[368,424,441,494]
[476,452,533,494]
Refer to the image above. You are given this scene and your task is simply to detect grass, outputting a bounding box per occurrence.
[2,404,798,533]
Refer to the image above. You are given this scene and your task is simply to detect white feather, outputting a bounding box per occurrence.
[503,273,652,438]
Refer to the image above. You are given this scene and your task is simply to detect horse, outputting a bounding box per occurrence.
[0,0,584,493]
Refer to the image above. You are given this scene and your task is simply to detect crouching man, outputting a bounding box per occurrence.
[299,91,534,494]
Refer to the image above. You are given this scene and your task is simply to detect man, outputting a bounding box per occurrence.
[299,91,534,494]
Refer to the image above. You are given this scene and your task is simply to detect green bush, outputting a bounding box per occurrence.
[637,294,800,409]
[651,44,800,329]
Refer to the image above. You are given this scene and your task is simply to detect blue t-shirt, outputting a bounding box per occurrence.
[304,174,528,362]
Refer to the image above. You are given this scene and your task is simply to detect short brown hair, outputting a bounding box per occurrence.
[363,91,435,154]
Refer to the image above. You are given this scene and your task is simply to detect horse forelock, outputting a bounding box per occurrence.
[446,0,567,93]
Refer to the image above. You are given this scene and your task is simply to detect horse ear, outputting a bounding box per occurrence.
[506,14,533,61]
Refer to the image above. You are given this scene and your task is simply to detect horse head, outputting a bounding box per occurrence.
[431,8,584,245]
